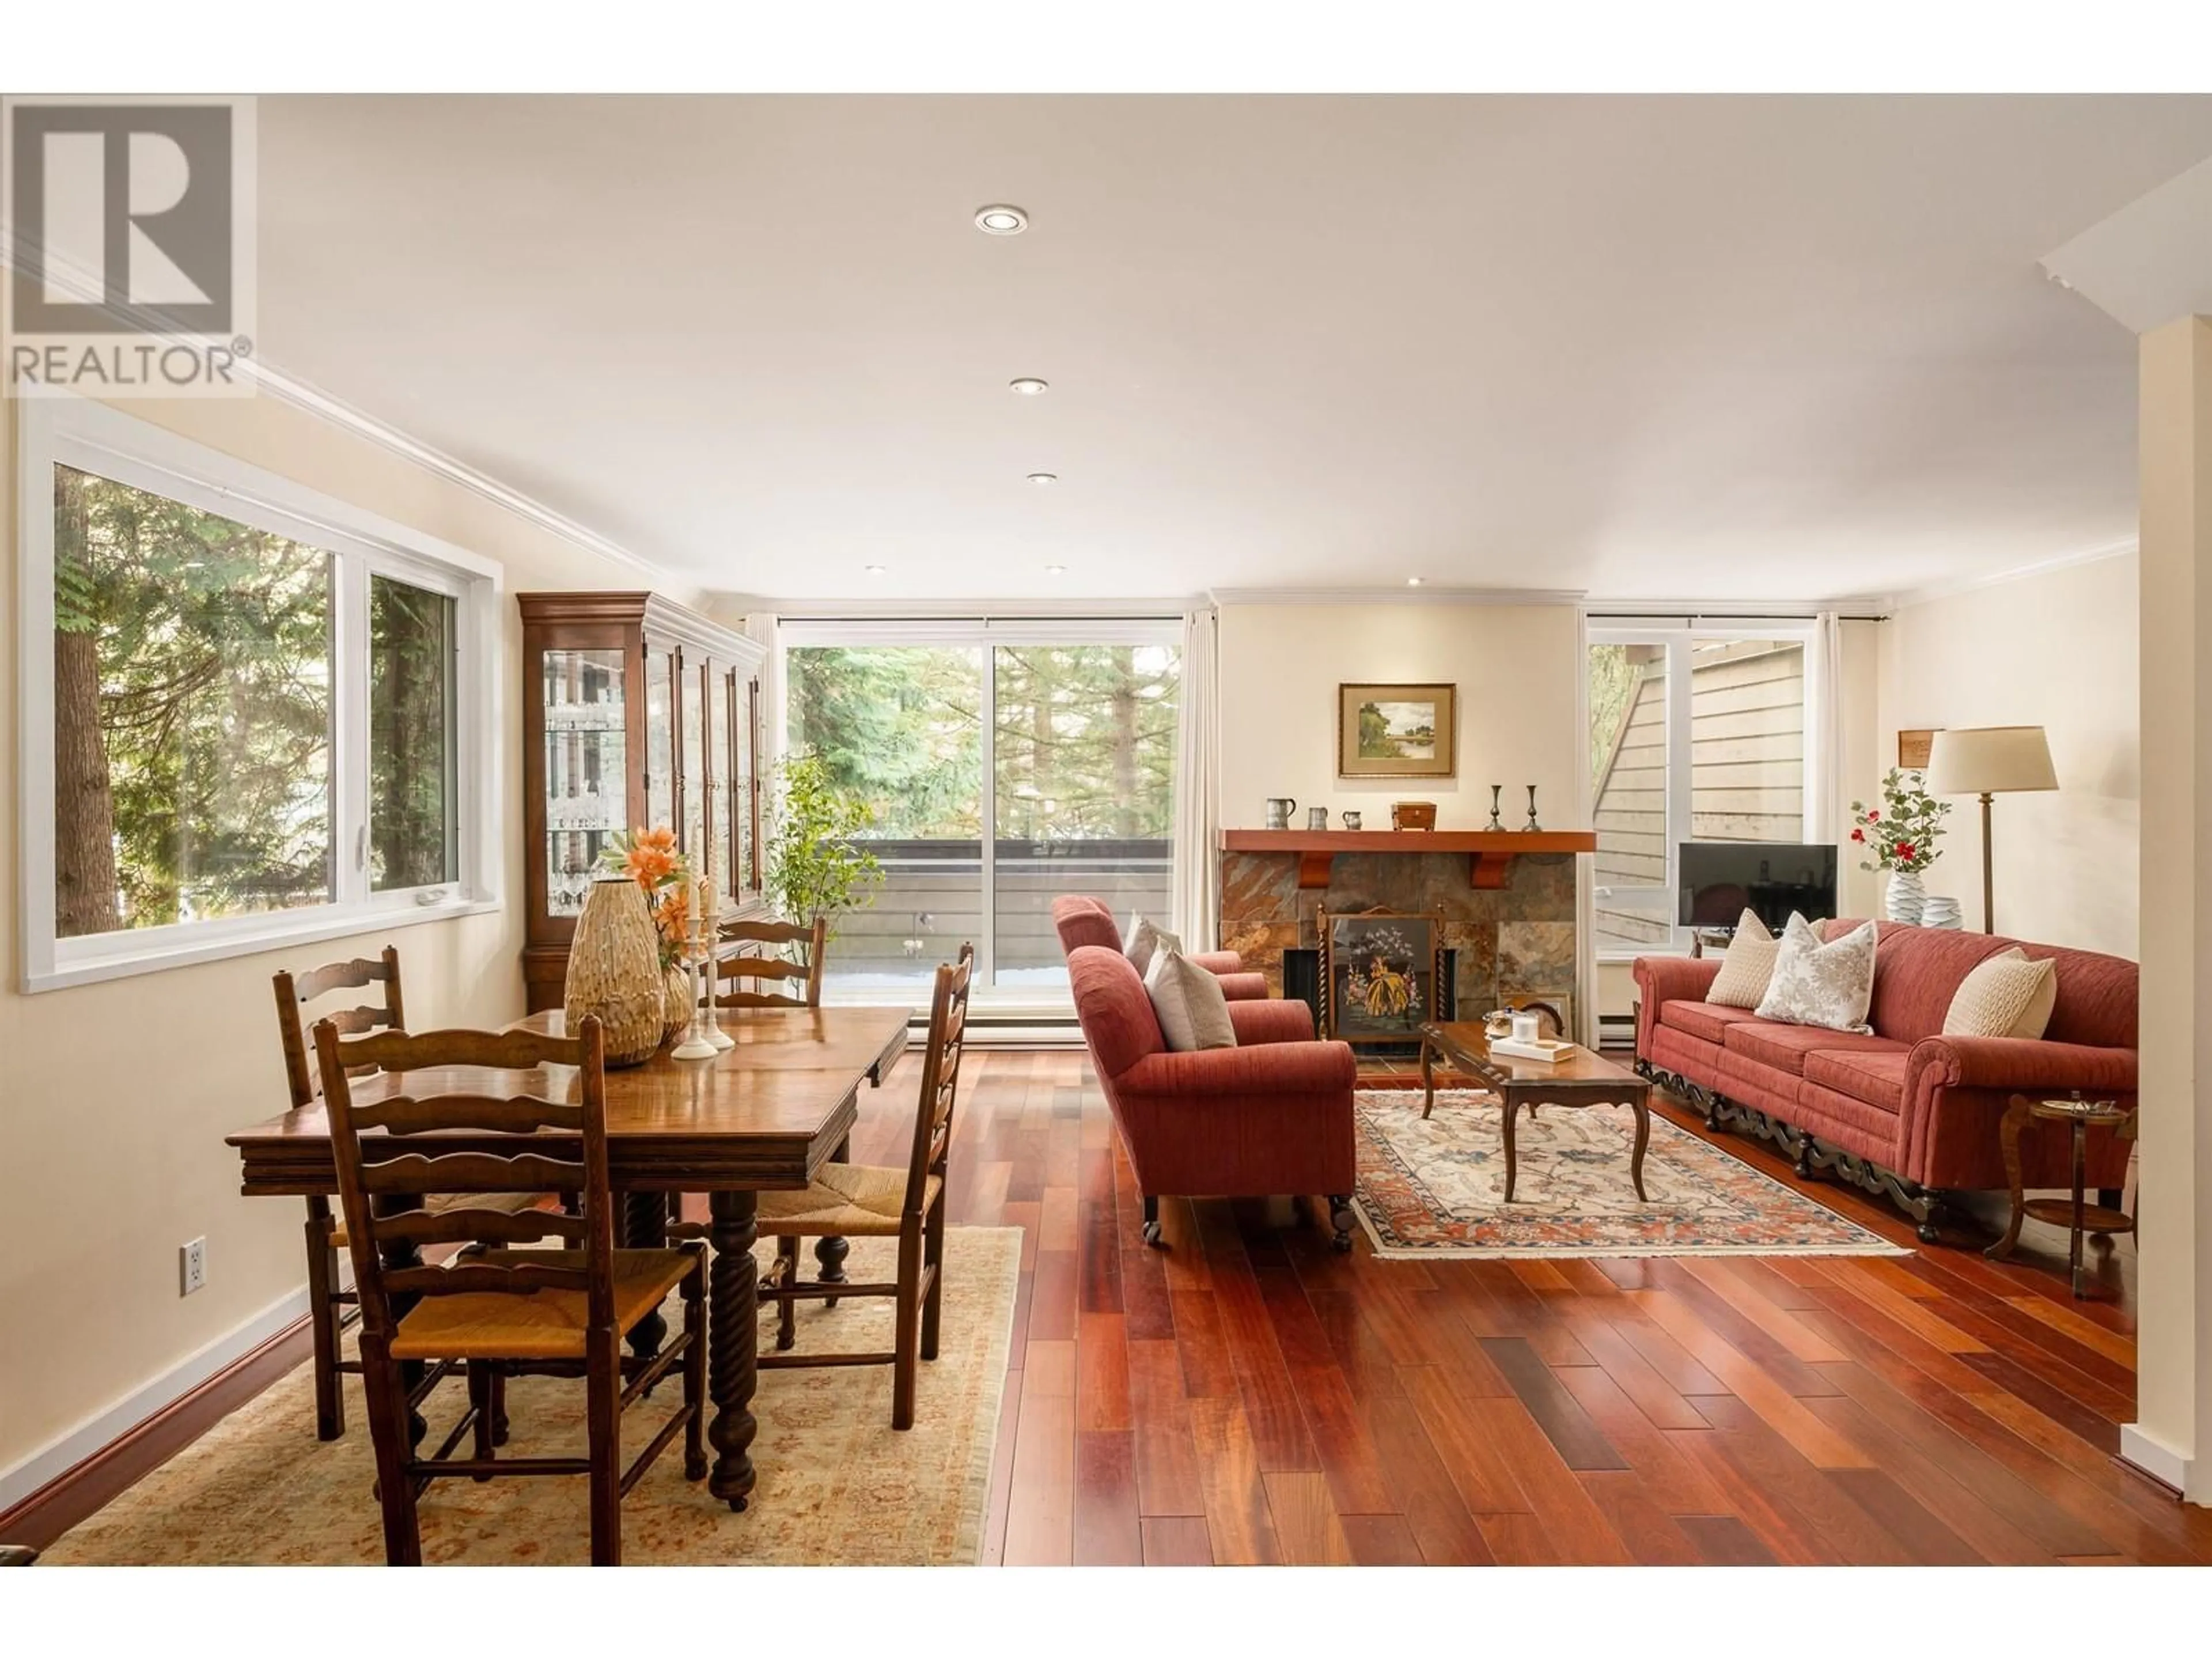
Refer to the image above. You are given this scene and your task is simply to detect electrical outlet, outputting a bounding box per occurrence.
[180,1237,207,1297]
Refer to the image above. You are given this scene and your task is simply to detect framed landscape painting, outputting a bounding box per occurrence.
[1338,681,1456,778]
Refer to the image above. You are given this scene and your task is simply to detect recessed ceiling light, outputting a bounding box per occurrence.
[865,564,887,575]
[1407,577,1425,587]
[1009,377,1050,396]
[1027,472,1058,486]
[1045,564,1067,575]
[974,204,1028,236]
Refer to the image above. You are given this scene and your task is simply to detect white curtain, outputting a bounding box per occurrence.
[1804,611,1844,849]
[1171,607,1221,950]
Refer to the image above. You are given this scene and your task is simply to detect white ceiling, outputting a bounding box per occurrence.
[254,95,2212,604]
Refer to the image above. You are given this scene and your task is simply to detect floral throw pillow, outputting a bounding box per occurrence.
[1753,915,1878,1034]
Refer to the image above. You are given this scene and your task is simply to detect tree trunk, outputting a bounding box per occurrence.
[53,467,119,937]
[1110,647,1138,839]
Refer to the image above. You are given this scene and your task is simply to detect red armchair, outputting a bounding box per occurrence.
[1051,895,1270,1001]
[1067,945,1359,1251]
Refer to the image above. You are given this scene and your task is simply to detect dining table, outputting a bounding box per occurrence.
[226,1003,913,1512]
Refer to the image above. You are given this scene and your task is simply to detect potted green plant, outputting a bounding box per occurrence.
[764,749,884,957]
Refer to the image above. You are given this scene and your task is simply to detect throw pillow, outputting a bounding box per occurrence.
[1123,915,1176,982]
[1942,947,2059,1040]
[1706,910,1780,1009]
[1754,914,1878,1034]
[1145,949,1237,1052]
[1124,915,1179,976]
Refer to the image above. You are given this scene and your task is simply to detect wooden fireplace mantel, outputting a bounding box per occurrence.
[1219,828,1600,889]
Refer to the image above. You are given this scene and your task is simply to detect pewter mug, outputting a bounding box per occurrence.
[1341,810,1362,831]
[1264,797,1297,830]
[1306,806,1330,831]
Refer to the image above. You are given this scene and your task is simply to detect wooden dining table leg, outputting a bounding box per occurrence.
[707,1189,761,1511]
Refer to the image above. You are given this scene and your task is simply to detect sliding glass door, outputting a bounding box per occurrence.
[783,621,1181,1005]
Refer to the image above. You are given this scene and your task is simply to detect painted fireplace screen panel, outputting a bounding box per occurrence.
[1319,908,1444,1044]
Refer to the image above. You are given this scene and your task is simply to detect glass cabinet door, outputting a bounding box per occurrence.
[707,666,738,910]
[540,645,627,918]
[644,645,676,836]
[738,676,759,893]
[680,651,707,881]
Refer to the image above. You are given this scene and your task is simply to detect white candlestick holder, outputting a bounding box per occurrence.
[671,913,717,1061]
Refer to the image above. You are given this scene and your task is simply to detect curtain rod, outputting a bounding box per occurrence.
[775,613,1184,624]
[1586,611,1889,623]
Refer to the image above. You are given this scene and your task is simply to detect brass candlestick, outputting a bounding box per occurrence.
[1487,785,1504,832]
[1522,785,1541,832]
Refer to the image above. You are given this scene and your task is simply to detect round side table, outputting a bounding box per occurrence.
[1984,1094,2135,1297]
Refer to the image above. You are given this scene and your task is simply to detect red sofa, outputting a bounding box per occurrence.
[1634,919,2136,1240]
[1067,944,1360,1250]
[1051,895,1270,1001]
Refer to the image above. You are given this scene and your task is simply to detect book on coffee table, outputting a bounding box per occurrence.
[1489,1036,1576,1063]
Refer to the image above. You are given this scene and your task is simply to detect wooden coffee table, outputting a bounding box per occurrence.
[1417,1021,1653,1202]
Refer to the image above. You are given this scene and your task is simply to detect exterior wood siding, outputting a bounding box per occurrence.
[1593,641,1805,946]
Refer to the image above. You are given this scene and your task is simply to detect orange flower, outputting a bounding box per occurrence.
[654,880,692,944]
[623,823,679,888]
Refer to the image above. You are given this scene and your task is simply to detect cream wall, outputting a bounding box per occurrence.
[1875,552,2140,957]
[1216,602,1582,832]
[0,390,684,1494]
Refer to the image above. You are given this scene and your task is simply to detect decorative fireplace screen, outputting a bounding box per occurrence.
[1318,908,1444,1045]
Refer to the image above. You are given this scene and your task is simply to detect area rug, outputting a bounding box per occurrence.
[1353,1089,1908,1260]
[40,1226,1021,1566]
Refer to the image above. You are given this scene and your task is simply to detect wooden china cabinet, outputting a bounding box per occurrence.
[519,591,768,1012]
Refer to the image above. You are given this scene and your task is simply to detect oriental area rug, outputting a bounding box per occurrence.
[1353,1089,1908,1260]
[41,1227,1021,1566]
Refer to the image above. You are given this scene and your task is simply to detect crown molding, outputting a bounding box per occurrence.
[1208,584,1586,607]
[1883,537,2138,612]
[244,362,672,582]
[0,237,671,584]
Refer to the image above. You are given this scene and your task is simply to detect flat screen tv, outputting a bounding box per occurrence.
[1677,842,1838,934]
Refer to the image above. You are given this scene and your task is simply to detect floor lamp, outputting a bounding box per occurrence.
[1925,726,2057,934]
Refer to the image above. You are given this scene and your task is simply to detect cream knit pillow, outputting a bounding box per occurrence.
[1707,911,1780,1009]
[1942,947,2059,1040]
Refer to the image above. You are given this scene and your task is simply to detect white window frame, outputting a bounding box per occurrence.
[1587,618,1820,962]
[777,614,1183,1010]
[17,396,504,992]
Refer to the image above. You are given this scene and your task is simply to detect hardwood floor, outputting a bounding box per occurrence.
[842,1047,2209,1567]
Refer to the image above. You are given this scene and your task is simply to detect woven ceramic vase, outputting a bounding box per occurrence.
[563,874,664,1067]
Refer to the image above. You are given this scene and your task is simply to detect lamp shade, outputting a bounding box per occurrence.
[1925,726,2057,795]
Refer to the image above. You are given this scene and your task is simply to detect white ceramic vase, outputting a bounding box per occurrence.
[1919,894,1963,930]
[1884,868,1926,926]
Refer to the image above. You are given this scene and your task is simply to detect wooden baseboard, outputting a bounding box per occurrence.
[0,1314,313,1554]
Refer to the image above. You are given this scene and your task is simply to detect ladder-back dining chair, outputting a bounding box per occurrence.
[316,1014,706,1567]
[272,948,540,1440]
[711,915,828,1009]
[755,944,971,1429]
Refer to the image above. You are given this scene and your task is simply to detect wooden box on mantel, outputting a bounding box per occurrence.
[1391,801,1437,830]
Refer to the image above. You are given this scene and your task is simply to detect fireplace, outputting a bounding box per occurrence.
[1221,835,1585,1035]
[1283,945,1459,1056]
